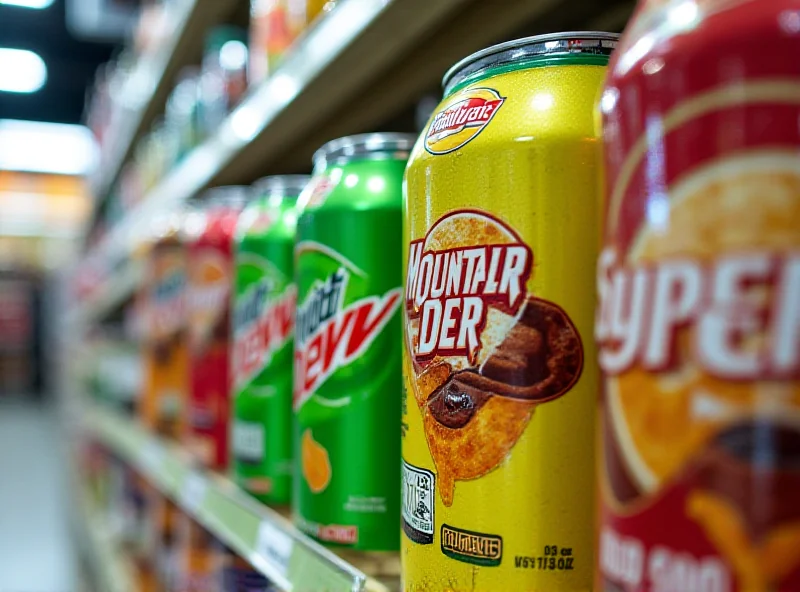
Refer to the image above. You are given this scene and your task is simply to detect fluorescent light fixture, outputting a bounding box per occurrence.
[0,0,54,7]
[0,119,97,175]
[0,48,47,93]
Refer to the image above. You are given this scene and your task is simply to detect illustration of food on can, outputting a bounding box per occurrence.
[404,210,584,507]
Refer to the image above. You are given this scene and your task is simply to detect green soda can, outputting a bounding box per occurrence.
[232,175,310,505]
[294,133,415,551]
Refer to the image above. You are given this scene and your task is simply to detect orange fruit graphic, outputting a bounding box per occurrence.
[199,260,225,283]
[608,151,800,492]
[301,429,331,493]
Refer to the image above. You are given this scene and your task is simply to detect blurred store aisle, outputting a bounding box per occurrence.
[0,400,76,592]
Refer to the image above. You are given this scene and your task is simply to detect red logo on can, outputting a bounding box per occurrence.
[425,88,505,155]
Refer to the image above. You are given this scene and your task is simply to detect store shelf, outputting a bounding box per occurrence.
[83,0,470,273]
[75,0,635,324]
[73,488,138,592]
[84,405,391,592]
[70,258,143,327]
[87,0,239,207]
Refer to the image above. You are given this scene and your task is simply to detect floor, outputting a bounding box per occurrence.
[0,398,77,592]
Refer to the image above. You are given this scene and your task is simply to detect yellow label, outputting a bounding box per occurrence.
[402,62,607,591]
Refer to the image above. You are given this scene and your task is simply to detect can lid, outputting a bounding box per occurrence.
[312,133,417,170]
[197,185,251,209]
[252,175,311,200]
[443,31,620,95]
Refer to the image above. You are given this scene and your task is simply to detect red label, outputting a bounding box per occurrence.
[405,210,533,367]
[596,250,800,380]
[188,245,233,471]
[424,88,505,155]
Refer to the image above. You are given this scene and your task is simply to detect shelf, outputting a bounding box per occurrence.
[87,0,239,209]
[76,0,635,324]
[72,485,138,592]
[84,405,390,592]
[69,258,143,327]
[82,0,472,273]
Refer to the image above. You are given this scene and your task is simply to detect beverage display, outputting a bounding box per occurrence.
[186,187,249,471]
[597,2,800,590]
[129,475,160,592]
[402,33,616,590]
[294,133,415,550]
[232,175,309,505]
[149,494,182,591]
[178,518,219,592]
[199,26,249,138]
[140,209,188,439]
[287,0,332,37]
[249,0,337,86]
[249,0,293,86]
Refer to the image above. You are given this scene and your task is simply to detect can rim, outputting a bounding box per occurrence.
[252,175,312,198]
[198,185,251,207]
[312,133,417,169]
[443,31,620,94]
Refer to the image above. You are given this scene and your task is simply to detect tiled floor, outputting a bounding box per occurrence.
[0,399,77,592]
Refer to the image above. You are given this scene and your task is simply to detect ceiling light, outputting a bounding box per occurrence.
[0,120,97,176]
[0,0,54,9]
[220,40,248,71]
[0,48,47,93]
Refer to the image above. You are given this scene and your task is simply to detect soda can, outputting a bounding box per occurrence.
[148,494,182,591]
[402,32,617,590]
[186,187,249,471]
[232,175,309,505]
[597,1,800,590]
[177,517,220,592]
[294,133,415,551]
[140,208,188,440]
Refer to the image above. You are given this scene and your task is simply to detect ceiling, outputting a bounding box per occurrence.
[0,0,118,124]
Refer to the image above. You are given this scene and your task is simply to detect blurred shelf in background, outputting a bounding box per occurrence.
[87,0,240,210]
[83,404,395,592]
[73,491,138,592]
[75,0,634,326]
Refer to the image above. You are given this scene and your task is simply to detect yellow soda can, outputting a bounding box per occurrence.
[402,32,618,591]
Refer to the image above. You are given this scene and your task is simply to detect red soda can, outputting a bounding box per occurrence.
[597,1,800,590]
[186,186,249,470]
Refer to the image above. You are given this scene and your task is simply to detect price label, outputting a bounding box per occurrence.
[256,521,293,578]
[141,441,164,474]
[181,471,208,513]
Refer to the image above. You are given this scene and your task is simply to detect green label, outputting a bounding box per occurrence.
[440,524,503,567]
[294,164,404,551]
[232,204,296,504]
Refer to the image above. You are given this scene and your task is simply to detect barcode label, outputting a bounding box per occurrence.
[233,421,265,463]
[402,459,435,545]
